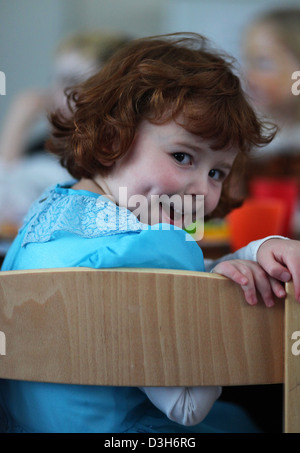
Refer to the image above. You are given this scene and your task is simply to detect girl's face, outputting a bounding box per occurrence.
[99,119,237,229]
[243,23,299,120]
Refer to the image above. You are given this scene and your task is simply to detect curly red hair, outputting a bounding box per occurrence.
[47,33,276,218]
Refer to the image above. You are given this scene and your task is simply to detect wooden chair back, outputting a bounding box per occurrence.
[0,267,299,432]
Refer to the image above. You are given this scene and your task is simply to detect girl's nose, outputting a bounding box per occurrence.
[187,176,209,198]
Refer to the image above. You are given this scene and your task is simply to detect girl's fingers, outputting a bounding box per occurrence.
[212,263,248,286]
[257,239,300,299]
[240,268,274,307]
[213,260,280,307]
[213,262,258,306]
[240,279,259,306]
[251,273,276,308]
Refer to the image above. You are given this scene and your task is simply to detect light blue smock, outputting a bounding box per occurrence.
[0,182,259,433]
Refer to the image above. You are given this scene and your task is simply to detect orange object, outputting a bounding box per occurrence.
[249,178,298,238]
[227,198,286,251]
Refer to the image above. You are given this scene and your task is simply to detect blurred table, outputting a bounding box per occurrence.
[198,219,231,259]
[0,239,12,266]
[0,222,18,266]
[200,240,231,260]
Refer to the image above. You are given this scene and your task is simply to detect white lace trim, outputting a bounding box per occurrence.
[21,184,144,246]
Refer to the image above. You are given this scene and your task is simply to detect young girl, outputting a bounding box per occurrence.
[1,33,300,433]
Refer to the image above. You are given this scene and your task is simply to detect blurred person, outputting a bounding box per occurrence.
[242,7,300,157]
[241,7,300,239]
[0,30,131,234]
[0,30,131,162]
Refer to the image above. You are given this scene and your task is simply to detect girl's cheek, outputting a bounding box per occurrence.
[159,176,182,193]
[204,190,222,216]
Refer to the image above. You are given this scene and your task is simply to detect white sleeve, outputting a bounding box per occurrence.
[140,386,222,427]
[205,235,289,272]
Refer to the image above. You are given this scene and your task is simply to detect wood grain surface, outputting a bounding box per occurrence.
[0,267,284,387]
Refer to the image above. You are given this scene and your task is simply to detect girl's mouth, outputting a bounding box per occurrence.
[161,202,196,228]
[169,205,183,224]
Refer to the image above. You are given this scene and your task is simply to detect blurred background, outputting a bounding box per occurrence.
[0,0,300,248]
[1,0,299,129]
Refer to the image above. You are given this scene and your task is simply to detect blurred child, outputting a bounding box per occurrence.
[243,7,300,157]
[0,30,131,232]
[242,7,300,236]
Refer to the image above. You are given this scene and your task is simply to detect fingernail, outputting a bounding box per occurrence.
[281,272,291,282]
[248,296,257,305]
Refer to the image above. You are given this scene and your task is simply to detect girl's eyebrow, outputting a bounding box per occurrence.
[213,158,236,171]
[172,141,206,153]
[218,162,234,171]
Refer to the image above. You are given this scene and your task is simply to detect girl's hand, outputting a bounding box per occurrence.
[257,238,300,302]
[212,259,286,307]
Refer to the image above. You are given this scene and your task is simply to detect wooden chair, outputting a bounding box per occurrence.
[0,267,299,433]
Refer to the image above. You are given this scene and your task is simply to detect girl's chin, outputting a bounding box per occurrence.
[160,211,189,229]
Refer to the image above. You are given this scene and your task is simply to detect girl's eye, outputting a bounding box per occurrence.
[173,153,192,165]
[209,169,225,181]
